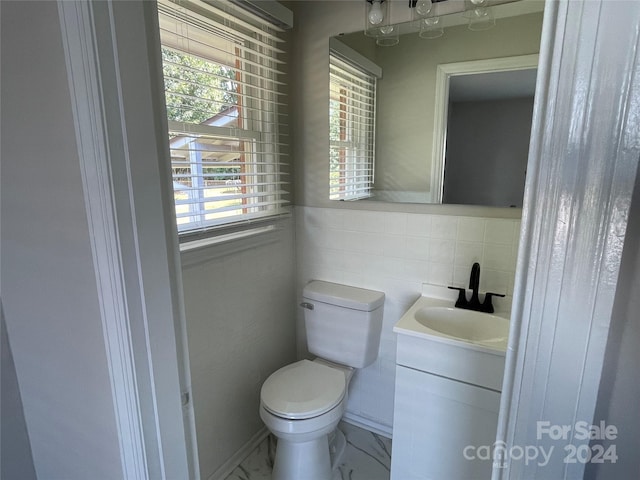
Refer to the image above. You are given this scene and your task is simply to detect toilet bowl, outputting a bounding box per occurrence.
[259,281,385,480]
[260,359,353,480]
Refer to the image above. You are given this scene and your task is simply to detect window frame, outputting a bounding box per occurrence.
[329,48,380,201]
[157,0,290,240]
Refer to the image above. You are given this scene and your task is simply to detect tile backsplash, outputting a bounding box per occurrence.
[297,207,520,295]
[295,206,521,432]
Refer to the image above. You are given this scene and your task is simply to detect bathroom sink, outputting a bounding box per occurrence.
[414,306,508,344]
[393,285,510,352]
[393,284,511,391]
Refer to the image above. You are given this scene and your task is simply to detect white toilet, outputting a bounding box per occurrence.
[259,280,385,480]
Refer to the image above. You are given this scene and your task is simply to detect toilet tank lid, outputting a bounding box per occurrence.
[303,281,385,311]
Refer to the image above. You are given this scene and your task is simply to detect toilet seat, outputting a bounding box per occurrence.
[261,360,346,420]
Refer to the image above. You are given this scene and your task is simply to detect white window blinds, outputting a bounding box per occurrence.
[158,0,289,235]
[329,55,376,201]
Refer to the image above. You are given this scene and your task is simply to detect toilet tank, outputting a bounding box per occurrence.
[302,281,385,369]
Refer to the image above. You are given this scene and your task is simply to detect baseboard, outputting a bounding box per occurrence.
[342,412,393,439]
[208,427,269,480]
[206,416,390,480]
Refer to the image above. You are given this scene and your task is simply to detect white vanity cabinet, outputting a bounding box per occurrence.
[390,364,501,480]
[391,292,508,480]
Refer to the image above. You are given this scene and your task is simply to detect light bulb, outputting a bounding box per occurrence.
[424,16,440,27]
[415,0,432,17]
[368,0,384,25]
[380,25,394,35]
[419,15,443,39]
[472,7,488,18]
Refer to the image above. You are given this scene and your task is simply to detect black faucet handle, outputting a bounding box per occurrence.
[485,292,505,299]
[482,292,506,313]
[448,286,468,308]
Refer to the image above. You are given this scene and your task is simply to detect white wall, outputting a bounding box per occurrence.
[494,1,640,477]
[1,309,36,480]
[347,13,542,197]
[296,206,520,432]
[288,0,526,434]
[181,219,297,479]
[444,97,533,207]
[2,1,194,477]
[585,168,640,479]
[1,1,123,477]
[289,0,525,434]
[3,1,297,477]
[290,0,370,208]
[290,0,541,211]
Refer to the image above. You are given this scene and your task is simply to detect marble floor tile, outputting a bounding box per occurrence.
[333,422,392,480]
[224,422,391,480]
[224,434,276,480]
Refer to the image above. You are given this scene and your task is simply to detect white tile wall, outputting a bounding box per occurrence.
[295,206,521,431]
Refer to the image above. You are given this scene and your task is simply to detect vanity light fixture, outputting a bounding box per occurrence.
[413,0,433,19]
[419,16,444,39]
[412,0,447,40]
[364,0,388,36]
[464,0,496,30]
[364,0,499,45]
[376,24,400,46]
[365,0,400,46]
[368,0,385,25]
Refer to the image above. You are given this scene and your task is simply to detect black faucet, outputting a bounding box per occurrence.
[468,262,481,307]
[448,262,505,313]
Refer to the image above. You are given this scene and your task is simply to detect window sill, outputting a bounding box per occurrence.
[178,216,290,268]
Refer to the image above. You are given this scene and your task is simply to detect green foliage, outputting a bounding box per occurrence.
[329,98,342,142]
[329,97,343,171]
[162,47,238,124]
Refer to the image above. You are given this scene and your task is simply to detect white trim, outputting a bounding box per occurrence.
[180,215,291,267]
[329,37,383,79]
[180,224,277,252]
[57,2,148,478]
[431,54,539,204]
[495,0,640,478]
[58,1,194,478]
[208,427,270,480]
[240,0,294,29]
[342,412,393,439]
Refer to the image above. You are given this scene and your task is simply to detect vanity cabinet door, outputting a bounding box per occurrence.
[391,365,501,480]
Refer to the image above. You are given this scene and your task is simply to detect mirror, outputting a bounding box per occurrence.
[329,1,544,206]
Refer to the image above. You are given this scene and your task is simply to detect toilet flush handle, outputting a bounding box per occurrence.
[300,302,314,310]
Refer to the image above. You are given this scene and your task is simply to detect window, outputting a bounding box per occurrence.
[329,54,377,200]
[158,0,289,235]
